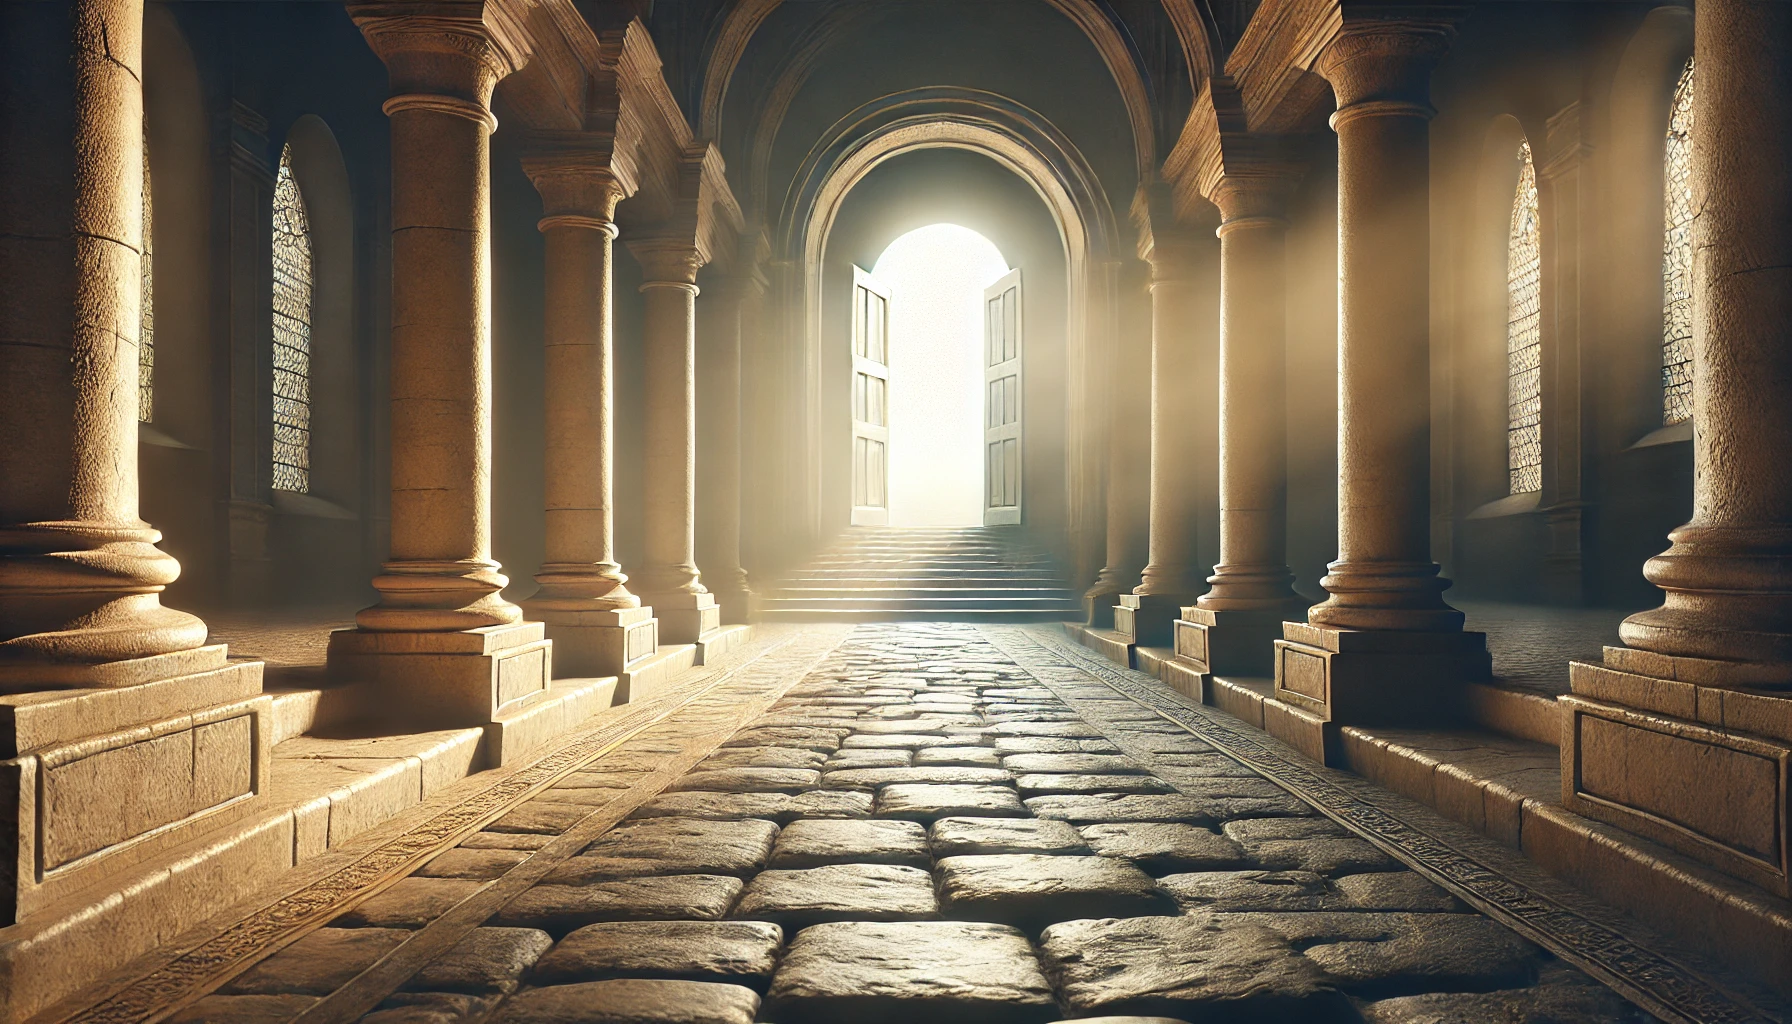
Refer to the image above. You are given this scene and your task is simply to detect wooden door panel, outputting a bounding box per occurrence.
[983,268,1022,526]
[851,266,892,526]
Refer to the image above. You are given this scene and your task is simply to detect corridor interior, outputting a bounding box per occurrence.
[4,0,1792,1022]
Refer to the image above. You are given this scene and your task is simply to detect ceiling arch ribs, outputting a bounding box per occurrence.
[701,0,1161,206]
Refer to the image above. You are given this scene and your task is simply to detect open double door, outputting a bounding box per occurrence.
[848,265,1023,527]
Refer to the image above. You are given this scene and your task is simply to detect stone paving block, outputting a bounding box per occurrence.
[823,766,1012,789]
[1024,794,1217,824]
[671,767,822,793]
[698,747,828,771]
[1123,734,1215,754]
[530,921,784,988]
[723,727,849,753]
[936,854,1173,931]
[987,722,1106,738]
[768,818,931,867]
[406,927,553,994]
[1223,817,1401,875]
[546,857,742,884]
[537,787,622,807]
[1044,1019,1192,1024]
[1077,823,1248,873]
[993,737,1121,755]
[850,720,950,735]
[1016,773,1176,796]
[1234,912,1542,997]
[1331,872,1466,912]
[630,789,873,824]
[363,993,499,1024]
[876,783,1027,821]
[840,733,965,749]
[823,750,913,769]
[734,863,938,927]
[337,878,486,928]
[1039,915,1352,1022]
[1356,964,1648,1024]
[168,995,319,1024]
[1158,870,1334,912]
[764,920,1057,1024]
[488,979,760,1024]
[1148,754,1260,776]
[419,847,533,879]
[221,927,410,995]
[488,801,591,835]
[581,818,778,873]
[929,816,1092,857]
[465,832,556,850]
[983,688,1058,700]
[914,746,1003,767]
[494,876,744,933]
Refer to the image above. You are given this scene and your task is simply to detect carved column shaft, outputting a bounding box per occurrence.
[698,270,755,622]
[630,237,719,644]
[351,19,524,633]
[522,157,634,611]
[1084,265,1150,626]
[1199,176,1303,614]
[1309,31,1462,632]
[0,0,209,681]
[1136,238,1213,599]
[1618,0,1792,680]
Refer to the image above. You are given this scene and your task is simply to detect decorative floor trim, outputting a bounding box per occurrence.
[48,625,852,1024]
[985,625,1786,1024]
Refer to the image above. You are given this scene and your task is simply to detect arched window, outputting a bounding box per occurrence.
[1506,137,1542,494]
[1662,58,1695,426]
[271,143,312,493]
[139,128,154,423]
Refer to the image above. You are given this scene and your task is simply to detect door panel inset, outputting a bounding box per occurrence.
[851,266,892,526]
[983,268,1022,526]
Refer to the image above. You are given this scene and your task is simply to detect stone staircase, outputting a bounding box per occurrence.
[756,526,1082,622]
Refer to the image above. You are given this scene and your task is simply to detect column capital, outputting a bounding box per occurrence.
[1309,8,1464,111]
[629,236,706,289]
[521,140,634,231]
[350,1,529,108]
[1169,76,1305,228]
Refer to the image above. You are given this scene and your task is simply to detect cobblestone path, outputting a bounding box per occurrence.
[158,624,1652,1024]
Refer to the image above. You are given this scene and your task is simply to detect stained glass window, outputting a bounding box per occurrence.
[1506,137,1542,494]
[139,129,154,423]
[1662,58,1695,426]
[271,144,312,493]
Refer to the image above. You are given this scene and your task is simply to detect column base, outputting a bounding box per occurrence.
[1174,605,1306,679]
[709,586,753,625]
[1272,621,1490,734]
[1083,584,1128,628]
[640,592,721,645]
[1564,652,1792,897]
[1115,593,1192,646]
[531,606,658,679]
[326,621,552,729]
[1,649,269,925]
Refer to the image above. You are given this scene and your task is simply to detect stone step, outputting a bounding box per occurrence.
[757,597,1080,611]
[755,608,1078,622]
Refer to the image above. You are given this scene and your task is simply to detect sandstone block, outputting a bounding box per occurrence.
[167,995,318,1023]
[764,920,1056,1024]
[1024,794,1215,824]
[936,854,1173,931]
[1233,912,1541,997]
[671,768,822,793]
[530,921,784,988]
[488,979,760,1023]
[767,818,930,868]
[419,847,532,880]
[733,863,938,928]
[1077,823,1247,873]
[337,878,486,929]
[494,875,743,933]
[406,927,553,994]
[1222,817,1400,875]
[913,746,1003,767]
[631,790,872,824]
[364,993,499,1024]
[876,784,1027,821]
[929,816,1091,857]
[698,747,827,771]
[220,927,409,995]
[823,766,1012,789]
[580,818,777,875]
[488,801,591,835]
[993,737,1121,754]
[1001,753,1146,775]
[1016,774,1175,796]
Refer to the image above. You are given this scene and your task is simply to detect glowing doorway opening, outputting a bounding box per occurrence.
[872,224,1011,527]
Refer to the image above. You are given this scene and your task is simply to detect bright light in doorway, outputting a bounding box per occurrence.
[873,223,1010,527]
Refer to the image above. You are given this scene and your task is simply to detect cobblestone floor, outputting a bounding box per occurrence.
[165,624,1654,1024]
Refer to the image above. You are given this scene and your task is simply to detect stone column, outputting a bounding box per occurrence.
[516,151,657,678]
[0,0,264,929]
[1117,230,1215,646]
[1179,170,1310,679]
[698,270,755,623]
[1083,264,1149,628]
[1270,22,1488,753]
[329,11,553,728]
[629,239,721,645]
[1564,0,1792,897]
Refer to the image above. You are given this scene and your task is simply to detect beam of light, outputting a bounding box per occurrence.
[871,223,1011,527]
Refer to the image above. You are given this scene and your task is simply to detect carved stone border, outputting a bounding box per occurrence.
[983,625,1784,1024]
[49,626,852,1024]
